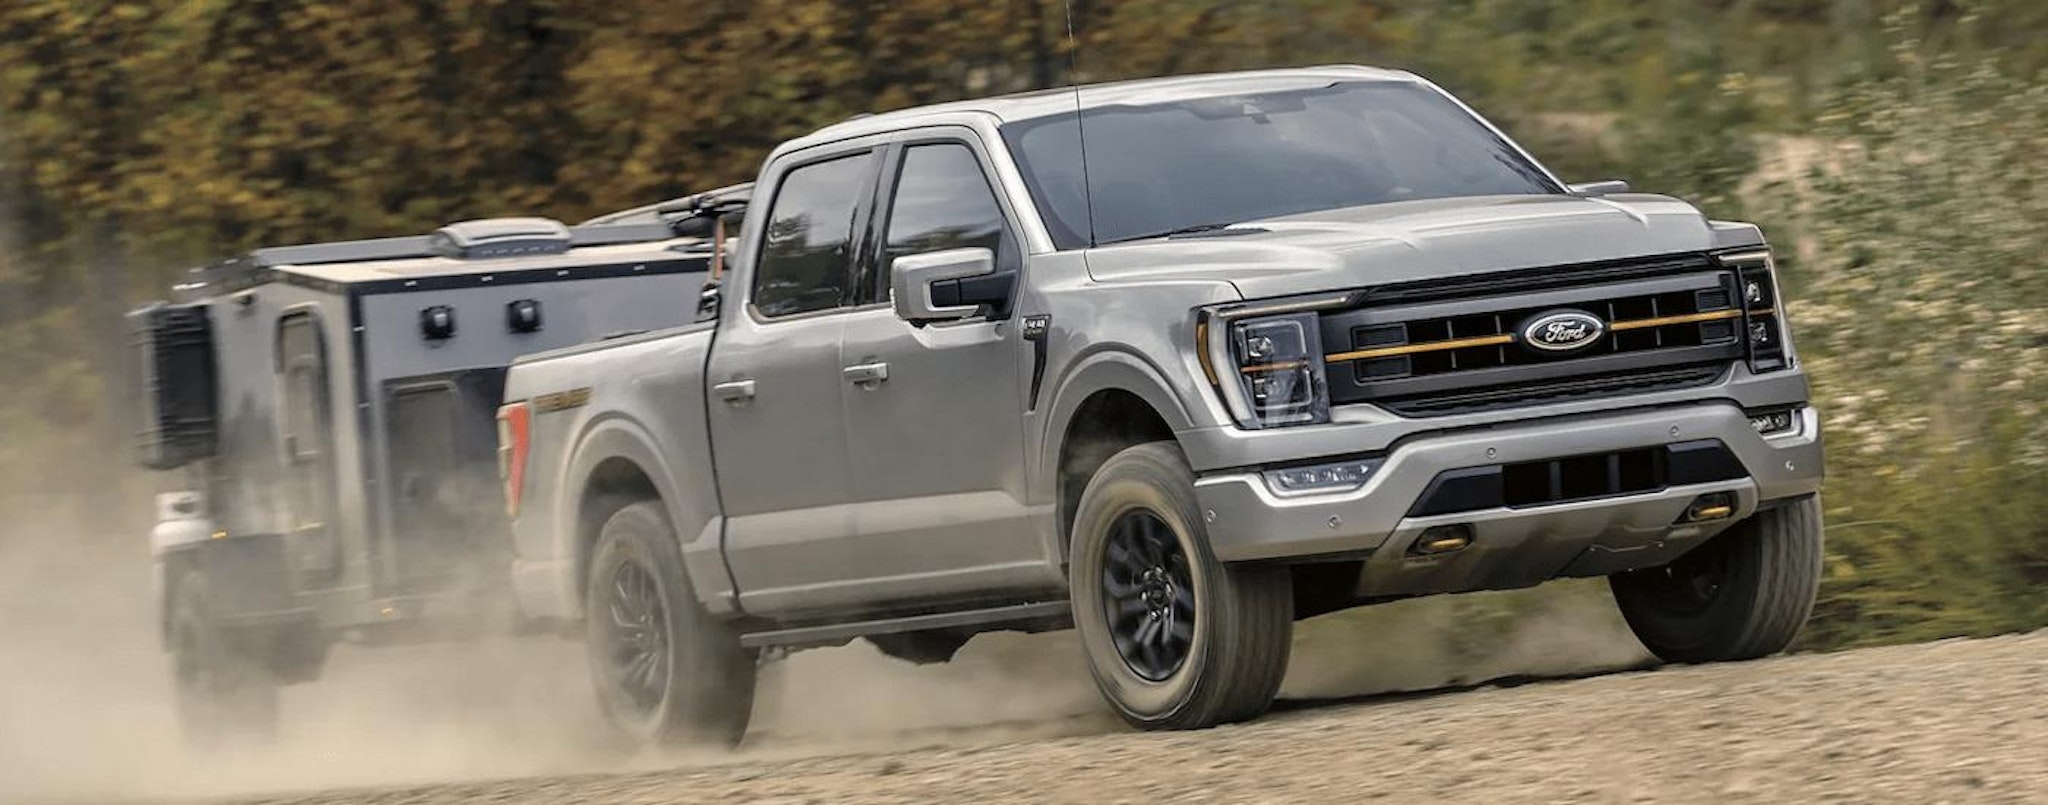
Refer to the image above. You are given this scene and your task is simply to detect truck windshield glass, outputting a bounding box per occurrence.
[1001,81,1563,248]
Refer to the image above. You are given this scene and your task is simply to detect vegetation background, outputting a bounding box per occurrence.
[2,0,2045,652]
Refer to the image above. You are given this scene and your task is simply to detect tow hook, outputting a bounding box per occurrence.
[1679,492,1736,524]
[1410,524,1474,556]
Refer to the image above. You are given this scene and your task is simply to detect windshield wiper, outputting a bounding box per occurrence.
[1103,221,1259,244]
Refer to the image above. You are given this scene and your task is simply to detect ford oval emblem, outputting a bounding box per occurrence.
[1519,310,1606,353]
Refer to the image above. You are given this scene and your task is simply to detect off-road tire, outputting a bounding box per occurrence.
[1611,495,1823,664]
[168,569,281,748]
[1070,442,1293,730]
[585,500,757,748]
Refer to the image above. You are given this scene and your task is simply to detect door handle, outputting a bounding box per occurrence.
[712,379,756,403]
[842,361,890,386]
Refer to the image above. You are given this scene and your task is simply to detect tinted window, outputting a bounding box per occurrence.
[1002,81,1563,248]
[753,153,874,317]
[884,144,1008,266]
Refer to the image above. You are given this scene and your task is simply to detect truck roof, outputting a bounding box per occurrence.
[794,64,1418,147]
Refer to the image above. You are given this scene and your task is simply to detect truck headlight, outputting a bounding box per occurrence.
[1719,249,1793,373]
[1218,311,1330,428]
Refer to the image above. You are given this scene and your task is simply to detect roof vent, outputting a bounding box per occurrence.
[428,217,573,259]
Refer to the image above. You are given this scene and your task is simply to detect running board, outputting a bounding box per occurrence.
[739,600,1071,650]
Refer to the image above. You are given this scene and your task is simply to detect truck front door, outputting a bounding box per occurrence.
[833,136,1054,608]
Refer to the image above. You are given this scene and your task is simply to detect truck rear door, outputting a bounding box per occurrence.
[707,147,881,616]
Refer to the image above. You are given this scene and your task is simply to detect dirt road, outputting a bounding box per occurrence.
[197,630,2048,805]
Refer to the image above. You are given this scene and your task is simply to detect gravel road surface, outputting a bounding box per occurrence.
[211,630,2048,805]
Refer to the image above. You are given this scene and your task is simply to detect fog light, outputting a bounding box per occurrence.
[1264,459,1379,495]
[1749,408,1798,436]
[1411,524,1473,556]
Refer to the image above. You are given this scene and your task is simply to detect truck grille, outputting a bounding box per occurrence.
[1376,364,1728,417]
[1320,253,1746,415]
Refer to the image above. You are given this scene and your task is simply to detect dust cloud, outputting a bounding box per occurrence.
[0,477,1651,804]
[1281,580,1656,701]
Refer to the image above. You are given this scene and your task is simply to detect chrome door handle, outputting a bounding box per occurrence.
[712,379,756,403]
[842,362,890,386]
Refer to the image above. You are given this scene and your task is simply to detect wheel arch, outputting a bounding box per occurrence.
[557,415,693,614]
[1042,349,1194,560]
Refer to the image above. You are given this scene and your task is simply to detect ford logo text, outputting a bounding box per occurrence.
[1519,310,1606,353]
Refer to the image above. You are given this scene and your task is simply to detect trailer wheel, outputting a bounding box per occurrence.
[586,500,757,748]
[1069,442,1294,730]
[1610,496,1824,663]
[168,570,280,748]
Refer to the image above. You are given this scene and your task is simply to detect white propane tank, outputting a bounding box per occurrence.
[150,491,216,603]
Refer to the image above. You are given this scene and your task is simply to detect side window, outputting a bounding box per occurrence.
[883,143,1014,279]
[752,153,875,318]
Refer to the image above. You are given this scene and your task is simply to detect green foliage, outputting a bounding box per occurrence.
[1758,9,2048,648]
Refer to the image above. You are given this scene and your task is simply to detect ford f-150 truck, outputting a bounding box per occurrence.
[498,65,1824,745]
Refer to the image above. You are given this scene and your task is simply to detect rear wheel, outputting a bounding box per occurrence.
[168,570,280,748]
[1070,442,1293,730]
[1610,496,1823,663]
[585,500,757,748]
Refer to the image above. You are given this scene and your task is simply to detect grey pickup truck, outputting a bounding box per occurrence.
[499,65,1824,745]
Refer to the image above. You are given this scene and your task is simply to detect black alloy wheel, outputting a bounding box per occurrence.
[601,558,672,717]
[1101,510,1196,682]
[1631,533,1731,617]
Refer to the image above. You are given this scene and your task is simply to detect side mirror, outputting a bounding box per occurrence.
[1567,180,1631,197]
[892,247,995,324]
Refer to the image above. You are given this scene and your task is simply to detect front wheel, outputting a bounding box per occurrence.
[585,500,757,748]
[1070,442,1294,730]
[1610,496,1824,664]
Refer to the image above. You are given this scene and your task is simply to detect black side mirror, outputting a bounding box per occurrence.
[892,248,996,324]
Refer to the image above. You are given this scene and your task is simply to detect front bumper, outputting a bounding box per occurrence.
[1191,402,1821,594]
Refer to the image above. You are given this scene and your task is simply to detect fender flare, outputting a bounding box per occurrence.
[1037,346,1197,494]
[551,413,699,613]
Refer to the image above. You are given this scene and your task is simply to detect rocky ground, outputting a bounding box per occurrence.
[206,630,2048,805]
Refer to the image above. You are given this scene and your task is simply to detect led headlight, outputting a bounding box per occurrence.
[1748,406,1800,436]
[1226,312,1330,427]
[1721,249,1792,373]
[1265,458,1380,495]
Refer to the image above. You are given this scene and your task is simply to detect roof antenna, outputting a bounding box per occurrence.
[1063,0,1098,248]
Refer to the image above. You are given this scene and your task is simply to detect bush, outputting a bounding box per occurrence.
[1761,13,2048,648]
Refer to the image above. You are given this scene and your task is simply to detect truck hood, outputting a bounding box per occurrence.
[1081,193,1735,301]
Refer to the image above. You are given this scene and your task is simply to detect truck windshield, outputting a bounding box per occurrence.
[1000,81,1564,249]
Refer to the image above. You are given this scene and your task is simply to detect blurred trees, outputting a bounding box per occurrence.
[1758,9,2048,647]
[3,0,2047,645]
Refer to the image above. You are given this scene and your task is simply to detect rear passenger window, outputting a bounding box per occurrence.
[753,153,875,318]
[884,144,1013,272]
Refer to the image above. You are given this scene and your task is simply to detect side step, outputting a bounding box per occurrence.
[739,600,1071,650]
